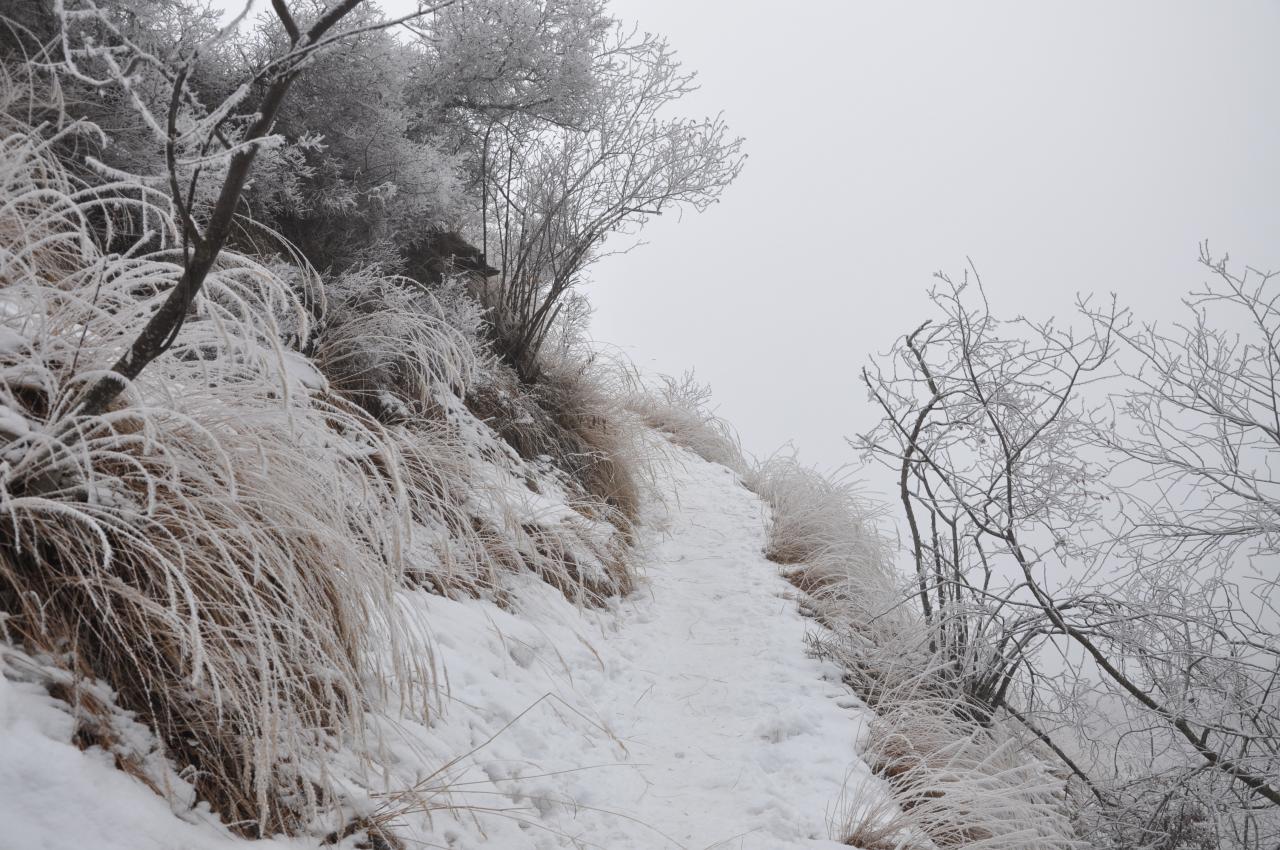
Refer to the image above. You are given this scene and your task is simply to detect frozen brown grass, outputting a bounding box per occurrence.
[0,108,435,833]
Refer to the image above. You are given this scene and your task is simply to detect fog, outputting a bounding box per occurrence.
[587,1,1280,488]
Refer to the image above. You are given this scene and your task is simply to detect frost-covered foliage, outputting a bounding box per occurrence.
[749,455,1080,849]
[243,3,466,270]
[0,113,427,834]
[0,0,747,841]
[628,370,746,473]
[416,0,610,125]
[313,270,484,420]
[0,52,636,838]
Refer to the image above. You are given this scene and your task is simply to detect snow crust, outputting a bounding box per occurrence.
[1,442,881,848]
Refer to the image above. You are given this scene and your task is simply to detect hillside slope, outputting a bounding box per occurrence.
[1,442,882,849]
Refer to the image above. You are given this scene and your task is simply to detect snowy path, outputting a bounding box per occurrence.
[404,446,875,848]
[576,454,868,849]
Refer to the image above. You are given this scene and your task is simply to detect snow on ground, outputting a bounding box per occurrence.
[386,443,878,849]
[0,652,305,850]
[0,441,882,849]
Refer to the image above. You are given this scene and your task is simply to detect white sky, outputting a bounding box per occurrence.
[588,1,1280,481]
[215,0,1280,497]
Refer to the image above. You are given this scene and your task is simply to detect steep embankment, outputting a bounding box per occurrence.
[1,442,883,849]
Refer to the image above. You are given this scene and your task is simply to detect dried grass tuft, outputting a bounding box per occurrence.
[0,115,428,835]
[747,453,902,639]
[467,352,648,540]
[312,270,483,422]
[834,673,1079,850]
[627,370,745,473]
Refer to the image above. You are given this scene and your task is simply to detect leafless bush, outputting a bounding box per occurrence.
[858,256,1280,848]
[477,25,744,380]
[749,452,1074,849]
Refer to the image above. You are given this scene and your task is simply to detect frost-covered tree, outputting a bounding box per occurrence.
[859,254,1280,848]
[473,22,745,381]
[229,0,631,281]
[48,0,458,418]
[24,0,742,387]
[239,3,464,271]
[409,0,610,126]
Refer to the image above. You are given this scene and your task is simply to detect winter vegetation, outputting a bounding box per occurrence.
[0,0,739,840]
[0,1,1276,849]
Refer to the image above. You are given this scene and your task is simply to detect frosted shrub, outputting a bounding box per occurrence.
[747,453,901,637]
[0,118,429,834]
[629,370,746,473]
[313,269,484,420]
[749,453,1078,848]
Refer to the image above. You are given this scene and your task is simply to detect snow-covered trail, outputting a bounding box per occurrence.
[576,453,868,848]
[401,445,877,848]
